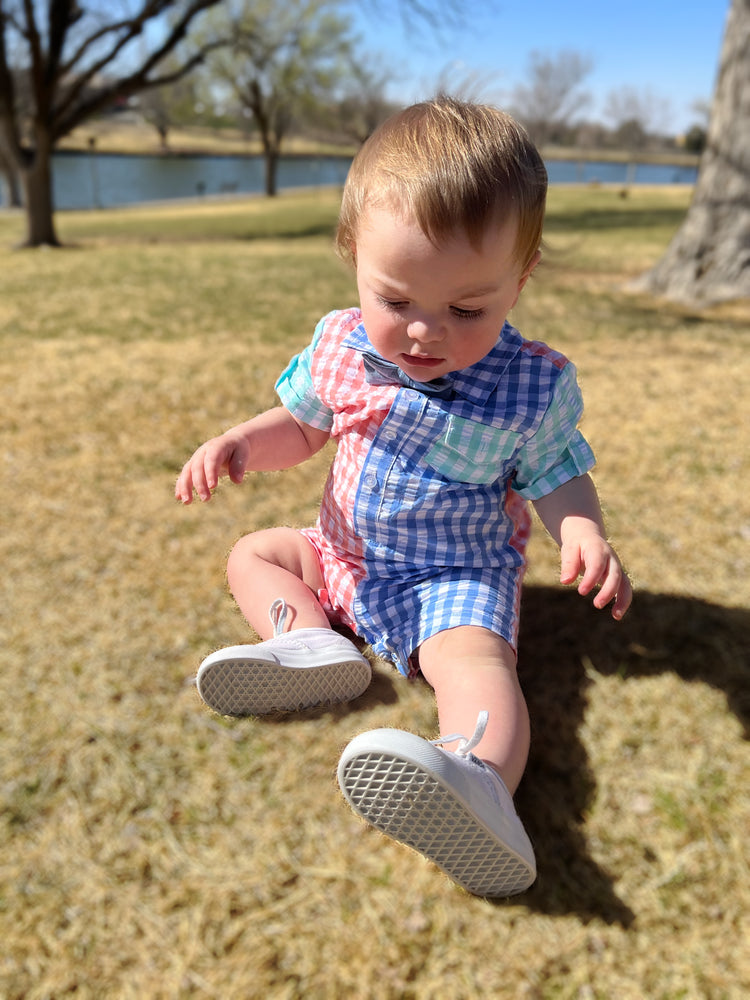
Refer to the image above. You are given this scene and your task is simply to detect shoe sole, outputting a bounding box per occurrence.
[197,656,372,716]
[338,734,536,898]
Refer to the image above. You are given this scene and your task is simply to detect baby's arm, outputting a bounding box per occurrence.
[175,406,329,504]
[532,474,632,620]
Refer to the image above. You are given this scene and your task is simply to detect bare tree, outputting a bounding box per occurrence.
[326,61,397,145]
[631,0,750,304]
[203,0,355,196]
[138,70,203,150]
[0,0,223,247]
[357,0,466,33]
[689,98,712,129]
[0,140,20,204]
[604,86,673,149]
[509,49,593,147]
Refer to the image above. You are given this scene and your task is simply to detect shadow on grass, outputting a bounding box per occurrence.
[234,222,337,243]
[221,587,748,927]
[513,586,749,926]
[58,221,338,247]
[543,206,688,234]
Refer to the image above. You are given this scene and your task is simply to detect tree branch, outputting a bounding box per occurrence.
[55,36,225,139]
[59,18,142,78]
[21,0,45,111]
[133,0,222,81]
[0,5,29,165]
[54,0,222,133]
[54,23,154,121]
[46,0,80,88]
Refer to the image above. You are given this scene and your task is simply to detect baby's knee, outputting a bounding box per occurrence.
[226,526,320,587]
[227,532,256,584]
[419,626,517,679]
[226,529,282,581]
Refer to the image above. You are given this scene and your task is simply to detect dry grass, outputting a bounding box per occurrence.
[1,188,749,999]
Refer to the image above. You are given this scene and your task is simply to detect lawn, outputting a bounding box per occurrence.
[1,187,748,999]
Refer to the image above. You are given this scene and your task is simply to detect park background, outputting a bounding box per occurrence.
[0,0,725,227]
[2,0,749,996]
[1,183,749,998]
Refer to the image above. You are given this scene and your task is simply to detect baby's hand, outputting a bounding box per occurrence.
[560,532,632,620]
[175,431,250,504]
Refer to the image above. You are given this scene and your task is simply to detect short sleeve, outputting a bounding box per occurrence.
[512,363,596,500]
[275,316,334,432]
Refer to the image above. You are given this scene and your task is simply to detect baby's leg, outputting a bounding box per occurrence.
[337,623,535,897]
[418,625,529,794]
[195,527,371,716]
[227,527,330,636]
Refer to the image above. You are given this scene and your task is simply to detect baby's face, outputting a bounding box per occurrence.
[354,206,538,381]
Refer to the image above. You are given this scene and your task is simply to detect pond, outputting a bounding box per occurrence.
[0,151,699,210]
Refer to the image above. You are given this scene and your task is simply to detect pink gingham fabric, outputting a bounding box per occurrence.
[275,309,594,674]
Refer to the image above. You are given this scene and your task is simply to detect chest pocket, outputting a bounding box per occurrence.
[424,414,522,485]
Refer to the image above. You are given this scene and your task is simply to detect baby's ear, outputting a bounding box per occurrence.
[511,250,542,307]
[523,249,542,280]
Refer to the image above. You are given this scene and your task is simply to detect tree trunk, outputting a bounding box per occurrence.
[631,0,750,305]
[0,150,21,207]
[19,128,61,247]
[1,164,21,207]
[264,146,279,196]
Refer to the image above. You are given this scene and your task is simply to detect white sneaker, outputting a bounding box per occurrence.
[196,599,372,716]
[337,711,536,897]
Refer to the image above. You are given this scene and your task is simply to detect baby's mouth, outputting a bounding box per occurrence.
[401,353,444,368]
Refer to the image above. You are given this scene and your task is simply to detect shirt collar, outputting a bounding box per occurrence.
[342,317,522,405]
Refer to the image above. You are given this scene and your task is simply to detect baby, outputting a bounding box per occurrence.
[176,96,632,898]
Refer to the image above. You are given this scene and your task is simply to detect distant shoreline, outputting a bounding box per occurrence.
[57,118,701,169]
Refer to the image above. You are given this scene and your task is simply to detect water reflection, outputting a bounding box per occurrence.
[0,151,698,210]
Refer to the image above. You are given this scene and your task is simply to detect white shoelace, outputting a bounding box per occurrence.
[431,710,489,757]
[268,598,289,636]
[187,598,292,686]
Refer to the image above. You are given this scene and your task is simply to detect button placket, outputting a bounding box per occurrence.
[353,391,429,543]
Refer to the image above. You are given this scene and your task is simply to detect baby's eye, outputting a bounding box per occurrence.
[377,296,409,312]
[451,306,485,320]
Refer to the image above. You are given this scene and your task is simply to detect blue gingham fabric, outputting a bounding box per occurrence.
[275,309,595,674]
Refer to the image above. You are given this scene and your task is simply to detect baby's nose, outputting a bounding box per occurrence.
[407,314,444,343]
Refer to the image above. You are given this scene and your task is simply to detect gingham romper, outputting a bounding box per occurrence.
[275,309,595,675]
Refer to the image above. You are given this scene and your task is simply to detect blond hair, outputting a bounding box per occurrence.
[336,96,547,272]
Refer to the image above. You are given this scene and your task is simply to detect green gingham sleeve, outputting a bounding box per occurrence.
[275,316,334,432]
[512,363,596,500]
